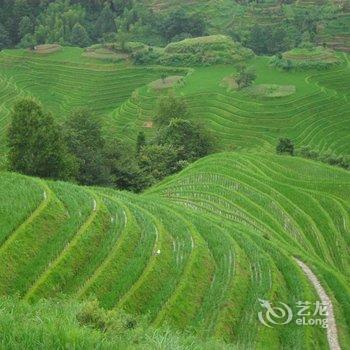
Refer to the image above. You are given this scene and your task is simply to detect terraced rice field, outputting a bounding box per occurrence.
[0,44,349,348]
[0,49,349,160]
[108,55,350,157]
[0,47,185,162]
[0,153,349,348]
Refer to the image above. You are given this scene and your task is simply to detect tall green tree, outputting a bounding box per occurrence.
[157,118,215,161]
[64,108,109,186]
[18,33,36,49]
[138,144,181,182]
[104,139,151,192]
[95,3,116,37]
[136,131,146,154]
[160,9,206,42]
[70,23,90,47]
[154,94,189,127]
[19,16,33,38]
[7,98,73,179]
[34,0,86,45]
[0,25,10,50]
[276,138,295,155]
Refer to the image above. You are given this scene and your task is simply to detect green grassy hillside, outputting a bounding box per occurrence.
[144,0,350,52]
[0,297,231,349]
[0,47,185,161]
[0,33,349,349]
[109,54,350,156]
[0,49,349,162]
[0,153,349,348]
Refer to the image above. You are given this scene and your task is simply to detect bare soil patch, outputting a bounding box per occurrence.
[82,47,129,61]
[149,76,184,90]
[143,121,154,129]
[32,44,62,54]
[246,84,296,98]
[221,75,238,90]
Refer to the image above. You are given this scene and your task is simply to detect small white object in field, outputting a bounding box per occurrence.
[156,249,161,255]
[93,199,97,212]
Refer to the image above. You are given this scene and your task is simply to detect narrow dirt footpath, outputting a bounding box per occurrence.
[295,259,341,350]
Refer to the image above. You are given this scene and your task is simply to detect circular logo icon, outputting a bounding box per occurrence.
[258,299,293,328]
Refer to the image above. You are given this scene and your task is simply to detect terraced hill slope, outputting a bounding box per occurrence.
[0,153,349,349]
[0,47,185,162]
[0,49,349,163]
[144,0,350,52]
[108,54,350,156]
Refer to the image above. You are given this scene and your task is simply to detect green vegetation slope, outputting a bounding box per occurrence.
[0,153,349,348]
[0,48,349,163]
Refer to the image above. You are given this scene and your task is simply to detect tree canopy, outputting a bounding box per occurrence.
[7,98,73,179]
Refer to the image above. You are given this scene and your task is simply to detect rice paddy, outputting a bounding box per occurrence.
[0,44,349,349]
[0,151,349,348]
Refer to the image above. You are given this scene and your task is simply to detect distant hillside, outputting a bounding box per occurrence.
[0,48,349,165]
[143,0,350,52]
[0,153,349,348]
[1,0,349,53]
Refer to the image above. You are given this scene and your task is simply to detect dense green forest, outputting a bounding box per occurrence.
[1,0,349,54]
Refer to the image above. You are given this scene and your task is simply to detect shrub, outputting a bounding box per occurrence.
[138,144,183,181]
[297,146,350,170]
[236,67,257,90]
[154,94,189,127]
[276,138,295,156]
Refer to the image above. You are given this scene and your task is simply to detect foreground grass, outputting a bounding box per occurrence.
[0,153,349,349]
[0,297,232,350]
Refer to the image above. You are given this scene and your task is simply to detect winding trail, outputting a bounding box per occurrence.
[295,259,341,350]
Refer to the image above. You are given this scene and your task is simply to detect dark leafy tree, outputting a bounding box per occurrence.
[7,98,74,179]
[154,94,189,127]
[0,25,10,50]
[248,24,291,55]
[71,23,90,47]
[160,9,206,42]
[138,144,182,181]
[95,3,116,37]
[136,131,146,154]
[64,108,109,186]
[104,139,151,192]
[276,138,295,156]
[157,118,215,162]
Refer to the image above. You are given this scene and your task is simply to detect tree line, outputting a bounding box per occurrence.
[0,0,207,50]
[1,0,344,55]
[7,96,215,192]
